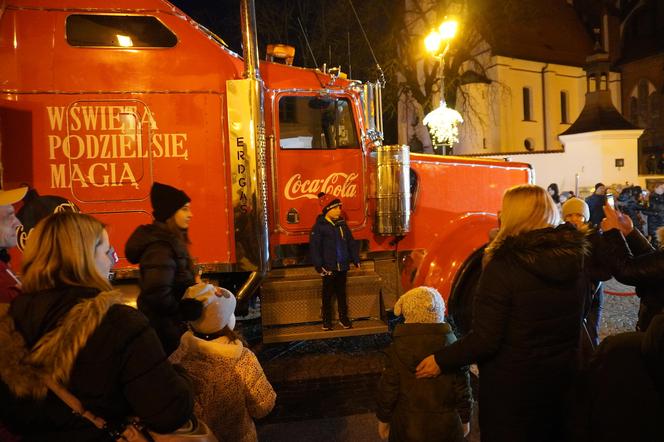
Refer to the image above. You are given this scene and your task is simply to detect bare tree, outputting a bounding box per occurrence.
[173,0,546,141]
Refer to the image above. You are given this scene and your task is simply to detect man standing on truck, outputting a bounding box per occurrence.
[310,192,359,330]
[0,186,28,303]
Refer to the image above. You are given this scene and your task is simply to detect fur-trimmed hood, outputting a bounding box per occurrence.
[491,224,588,283]
[0,289,126,399]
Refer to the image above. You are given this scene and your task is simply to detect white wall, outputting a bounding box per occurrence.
[486,129,644,193]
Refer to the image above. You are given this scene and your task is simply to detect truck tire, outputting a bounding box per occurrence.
[448,247,485,337]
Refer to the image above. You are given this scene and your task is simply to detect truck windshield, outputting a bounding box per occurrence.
[278,96,358,149]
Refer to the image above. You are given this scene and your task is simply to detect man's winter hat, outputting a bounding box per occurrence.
[394,286,446,324]
[562,197,590,221]
[184,283,237,335]
[318,192,342,215]
[0,186,28,206]
[150,182,190,222]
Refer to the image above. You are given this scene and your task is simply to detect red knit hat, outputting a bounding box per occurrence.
[318,192,341,214]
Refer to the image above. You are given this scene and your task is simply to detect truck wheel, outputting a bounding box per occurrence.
[448,247,484,337]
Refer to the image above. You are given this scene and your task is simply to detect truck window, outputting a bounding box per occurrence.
[66,15,177,48]
[278,96,358,149]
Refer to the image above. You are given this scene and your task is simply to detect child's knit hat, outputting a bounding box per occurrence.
[562,197,590,222]
[184,283,237,334]
[318,192,342,215]
[394,286,446,324]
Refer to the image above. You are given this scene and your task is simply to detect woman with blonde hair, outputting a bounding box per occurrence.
[0,212,193,441]
[416,185,588,442]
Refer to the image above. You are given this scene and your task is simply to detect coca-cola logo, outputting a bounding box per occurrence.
[284,172,359,200]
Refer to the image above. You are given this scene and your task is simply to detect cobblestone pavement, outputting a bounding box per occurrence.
[252,278,641,442]
[600,278,639,339]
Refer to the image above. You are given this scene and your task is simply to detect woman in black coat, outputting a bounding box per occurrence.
[0,212,193,441]
[416,185,588,442]
[125,182,202,355]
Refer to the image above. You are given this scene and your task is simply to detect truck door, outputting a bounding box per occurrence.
[272,93,366,237]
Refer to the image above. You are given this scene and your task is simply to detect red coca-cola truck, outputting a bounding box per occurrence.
[0,0,531,341]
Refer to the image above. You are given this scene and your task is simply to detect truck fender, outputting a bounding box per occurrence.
[414,213,496,302]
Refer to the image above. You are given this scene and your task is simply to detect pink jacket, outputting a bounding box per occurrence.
[177,332,276,442]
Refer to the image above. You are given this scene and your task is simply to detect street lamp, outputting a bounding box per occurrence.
[422,18,463,154]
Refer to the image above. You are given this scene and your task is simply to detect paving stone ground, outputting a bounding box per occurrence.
[252,278,642,442]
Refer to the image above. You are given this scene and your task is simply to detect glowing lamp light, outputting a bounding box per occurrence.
[424,31,443,54]
[116,35,133,47]
[423,104,464,145]
[438,19,458,41]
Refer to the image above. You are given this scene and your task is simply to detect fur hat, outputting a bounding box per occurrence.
[318,192,341,215]
[562,197,590,222]
[184,283,237,335]
[150,182,190,222]
[0,187,28,206]
[394,286,446,324]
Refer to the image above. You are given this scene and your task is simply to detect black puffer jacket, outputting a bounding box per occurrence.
[376,323,471,442]
[602,228,663,331]
[575,314,664,442]
[434,224,588,442]
[125,223,200,355]
[0,286,193,441]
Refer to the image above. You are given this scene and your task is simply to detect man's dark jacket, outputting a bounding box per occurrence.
[574,314,664,442]
[585,193,606,227]
[602,228,663,331]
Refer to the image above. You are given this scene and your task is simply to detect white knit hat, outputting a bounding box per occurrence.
[184,283,237,334]
[394,286,446,324]
[562,197,590,222]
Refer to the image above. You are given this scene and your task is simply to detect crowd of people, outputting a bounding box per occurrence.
[0,183,275,442]
[0,180,663,442]
[551,181,664,249]
[386,184,663,442]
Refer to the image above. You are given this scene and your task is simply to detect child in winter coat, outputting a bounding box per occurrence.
[177,284,276,442]
[376,287,472,441]
[309,192,360,330]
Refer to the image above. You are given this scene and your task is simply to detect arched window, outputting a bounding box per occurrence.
[522,87,533,121]
[560,91,569,123]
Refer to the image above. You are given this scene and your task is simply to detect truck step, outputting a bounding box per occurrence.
[262,319,388,343]
[261,263,383,327]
